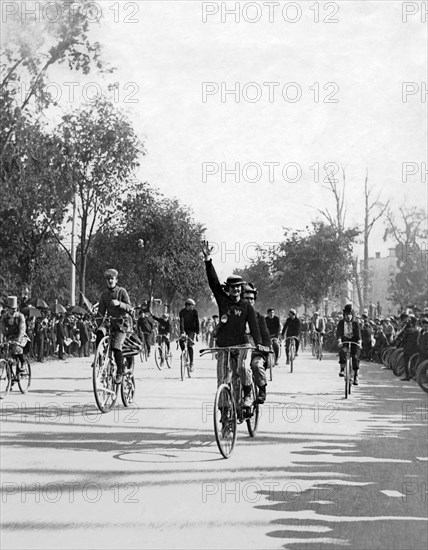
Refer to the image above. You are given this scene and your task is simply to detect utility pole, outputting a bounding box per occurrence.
[70,192,78,306]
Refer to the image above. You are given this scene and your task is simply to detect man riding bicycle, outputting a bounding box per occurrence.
[0,296,30,379]
[201,241,264,408]
[311,311,325,351]
[281,309,300,364]
[179,298,200,372]
[336,304,362,385]
[151,312,172,361]
[96,269,133,384]
[265,308,281,366]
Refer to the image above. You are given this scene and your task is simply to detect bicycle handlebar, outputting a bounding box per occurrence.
[340,341,361,348]
[200,346,256,356]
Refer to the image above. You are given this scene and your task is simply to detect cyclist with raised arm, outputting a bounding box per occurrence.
[201,241,264,408]
[242,284,271,403]
[179,298,200,372]
[281,309,301,364]
[336,304,362,385]
[265,308,281,366]
[151,312,172,362]
[0,296,29,378]
[96,269,133,384]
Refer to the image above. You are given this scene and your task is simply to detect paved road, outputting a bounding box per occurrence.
[1,344,427,549]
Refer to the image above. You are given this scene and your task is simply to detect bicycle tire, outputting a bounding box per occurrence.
[93,336,117,413]
[213,384,237,459]
[246,383,260,437]
[318,340,323,361]
[17,357,31,394]
[154,345,163,370]
[381,346,395,367]
[121,359,135,407]
[267,352,273,382]
[345,357,351,399]
[392,349,405,376]
[0,359,11,399]
[165,344,172,369]
[290,342,294,373]
[180,352,185,381]
[409,353,420,379]
[416,360,428,393]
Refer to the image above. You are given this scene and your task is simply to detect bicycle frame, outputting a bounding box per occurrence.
[0,342,32,397]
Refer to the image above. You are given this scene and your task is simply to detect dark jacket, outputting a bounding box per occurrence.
[152,315,172,335]
[265,315,281,338]
[205,260,261,347]
[179,308,200,334]
[336,319,362,343]
[402,326,419,355]
[418,329,428,359]
[281,317,300,338]
[137,316,153,334]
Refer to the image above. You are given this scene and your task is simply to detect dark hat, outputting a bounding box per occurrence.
[104,268,118,278]
[224,275,246,287]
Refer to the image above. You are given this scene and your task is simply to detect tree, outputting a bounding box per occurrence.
[384,207,428,309]
[58,97,144,299]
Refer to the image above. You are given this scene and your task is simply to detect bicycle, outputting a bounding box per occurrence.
[178,335,194,381]
[312,332,323,361]
[0,341,32,398]
[299,331,307,352]
[341,342,361,399]
[154,335,172,370]
[285,336,299,373]
[200,346,260,459]
[92,317,141,413]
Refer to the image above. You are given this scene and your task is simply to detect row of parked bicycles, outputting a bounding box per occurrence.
[379,346,428,393]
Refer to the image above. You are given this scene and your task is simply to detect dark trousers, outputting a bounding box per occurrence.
[339,343,361,371]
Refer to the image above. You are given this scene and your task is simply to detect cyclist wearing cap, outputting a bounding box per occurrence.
[265,308,281,366]
[336,304,362,385]
[0,296,29,377]
[151,312,172,358]
[281,309,301,364]
[179,298,200,372]
[201,241,264,407]
[310,311,325,349]
[242,284,271,403]
[96,269,133,383]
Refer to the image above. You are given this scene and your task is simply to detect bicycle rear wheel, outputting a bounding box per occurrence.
[165,344,172,369]
[290,343,294,373]
[318,340,323,361]
[246,383,260,437]
[0,359,11,399]
[17,357,31,394]
[121,360,135,407]
[93,337,117,413]
[214,384,237,459]
[154,345,163,370]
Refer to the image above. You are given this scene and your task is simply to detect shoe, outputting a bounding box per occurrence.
[257,386,266,404]
[115,371,123,384]
[295,352,298,357]
[274,361,279,366]
[189,363,194,372]
[244,394,253,407]
[339,366,345,377]
[353,374,359,386]
[400,377,411,381]
[286,360,290,365]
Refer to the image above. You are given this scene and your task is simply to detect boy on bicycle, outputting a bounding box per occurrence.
[96,269,133,384]
[281,309,301,364]
[0,296,29,377]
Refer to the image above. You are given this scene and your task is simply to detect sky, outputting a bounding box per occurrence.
[4,0,427,281]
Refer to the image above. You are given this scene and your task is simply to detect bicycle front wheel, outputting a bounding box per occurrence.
[0,359,11,399]
[318,340,323,361]
[416,360,428,393]
[344,359,350,399]
[180,352,185,381]
[17,357,32,394]
[214,384,237,459]
[290,344,294,373]
[93,337,117,413]
[121,360,135,407]
[166,347,172,369]
[246,383,260,437]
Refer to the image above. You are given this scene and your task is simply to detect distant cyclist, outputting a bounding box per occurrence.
[179,298,200,372]
[0,296,29,377]
[336,304,362,385]
[265,308,281,366]
[311,311,325,351]
[281,309,301,364]
[151,312,172,361]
